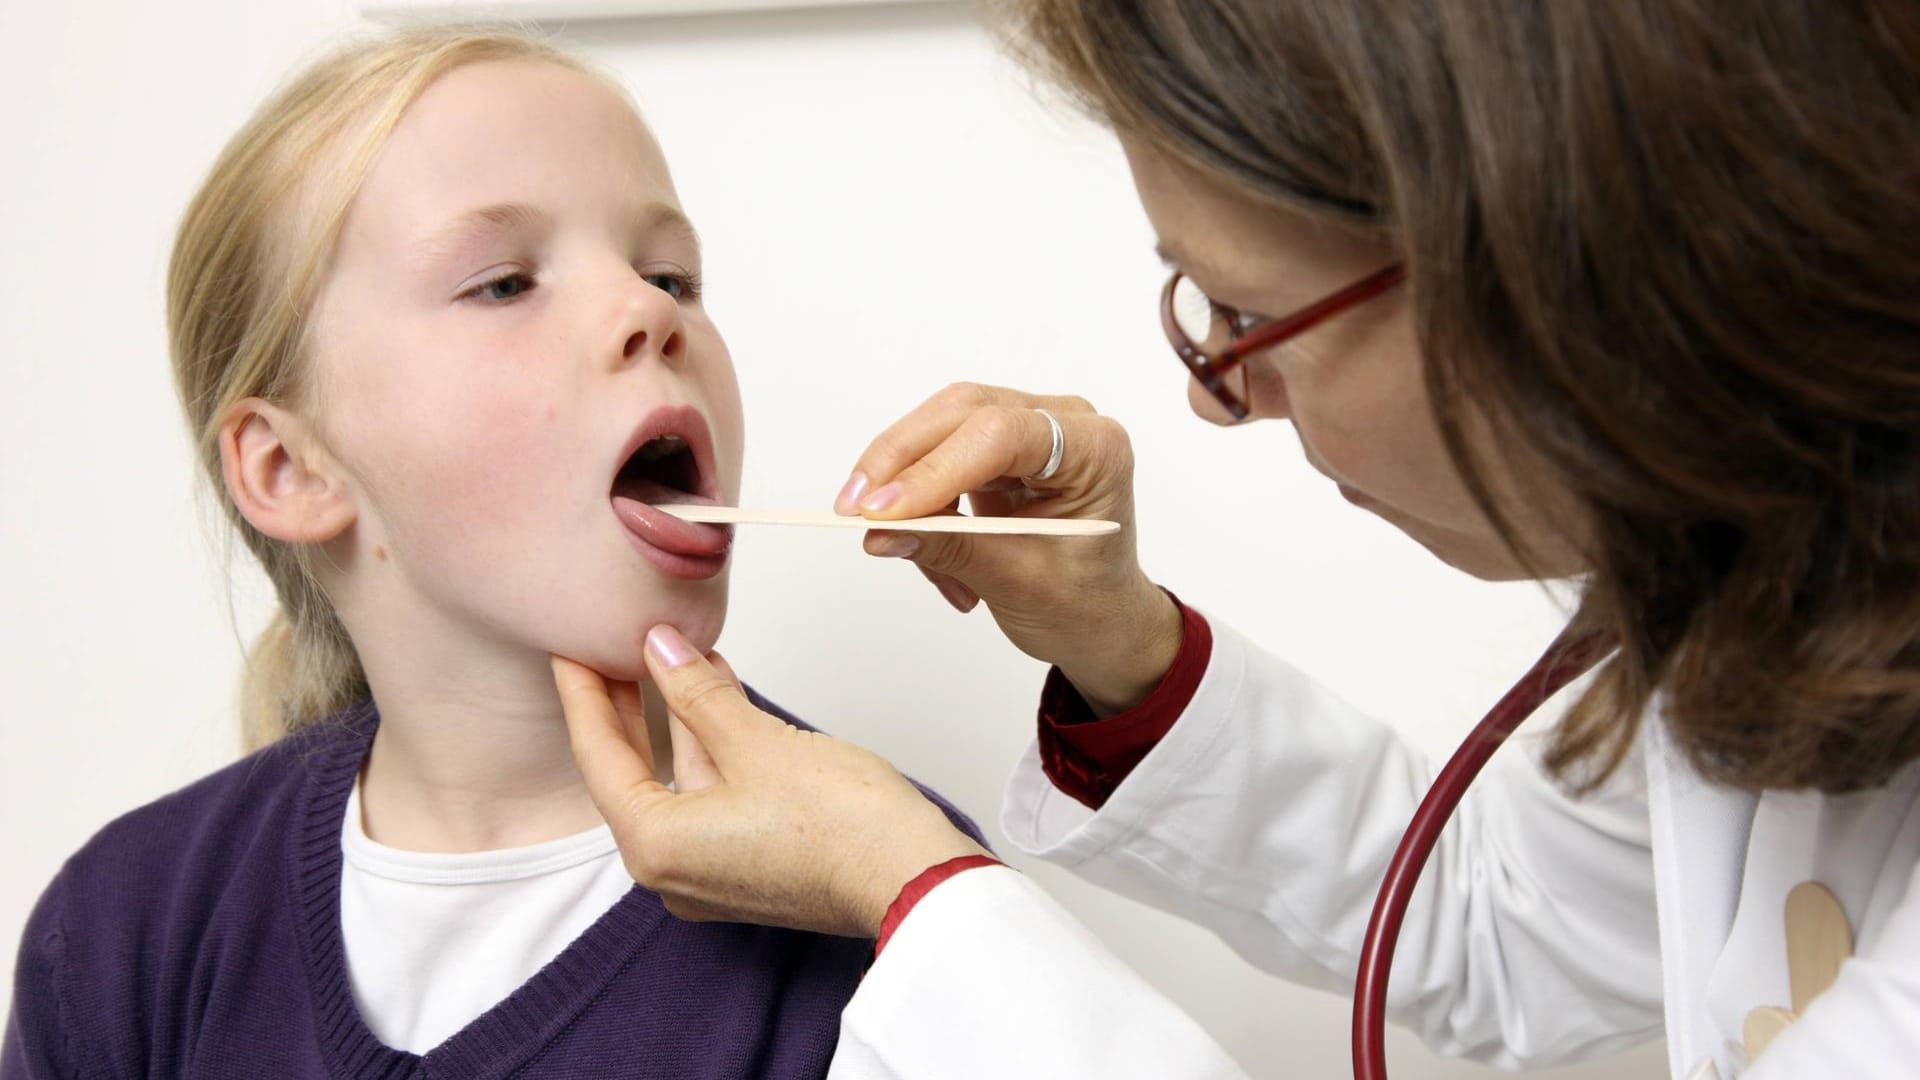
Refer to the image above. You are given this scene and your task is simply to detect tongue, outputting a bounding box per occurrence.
[611,479,732,557]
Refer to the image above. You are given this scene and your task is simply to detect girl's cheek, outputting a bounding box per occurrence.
[386,385,563,525]
[698,347,748,495]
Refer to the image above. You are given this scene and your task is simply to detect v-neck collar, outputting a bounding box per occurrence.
[286,702,669,1079]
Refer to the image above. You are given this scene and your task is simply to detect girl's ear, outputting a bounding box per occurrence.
[218,398,357,544]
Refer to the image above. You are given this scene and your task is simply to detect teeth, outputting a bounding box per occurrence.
[636,434,687,462]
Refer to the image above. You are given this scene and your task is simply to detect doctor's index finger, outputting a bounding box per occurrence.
[845,384,1096,519]
[605,679,658,777]
[551,654,666,802]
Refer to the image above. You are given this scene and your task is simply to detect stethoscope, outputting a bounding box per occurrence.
[1352,625,1614,1079]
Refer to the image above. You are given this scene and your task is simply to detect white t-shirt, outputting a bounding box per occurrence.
[338,779,636,1054]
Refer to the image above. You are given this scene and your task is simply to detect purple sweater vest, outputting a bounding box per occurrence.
[3,692,982,1079]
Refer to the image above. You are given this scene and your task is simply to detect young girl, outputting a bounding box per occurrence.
[2,27,978,1079]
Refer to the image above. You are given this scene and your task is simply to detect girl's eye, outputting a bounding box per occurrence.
[464,271,536,303]
[645,271,702,301]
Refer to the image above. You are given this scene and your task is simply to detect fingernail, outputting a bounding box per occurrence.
[645,625,699,669]
[835,472,871,516]
[936,578,979,613]
[860,482,903,514]
[868,533,920,559]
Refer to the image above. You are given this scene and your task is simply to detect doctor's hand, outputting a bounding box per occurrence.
[551,632,987,939]
[836,382,1181,716]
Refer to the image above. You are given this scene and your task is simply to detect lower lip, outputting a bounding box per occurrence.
[611,496,732,581]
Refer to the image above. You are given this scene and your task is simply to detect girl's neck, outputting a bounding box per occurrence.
[354,648,673,854]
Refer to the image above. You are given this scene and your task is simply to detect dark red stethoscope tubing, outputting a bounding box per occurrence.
[1352,628,1614,1080]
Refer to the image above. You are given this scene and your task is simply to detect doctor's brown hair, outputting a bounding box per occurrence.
[999,0,1920,793]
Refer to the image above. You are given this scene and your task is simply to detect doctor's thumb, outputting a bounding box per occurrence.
[864,529,983,612]
[642,625,766,761]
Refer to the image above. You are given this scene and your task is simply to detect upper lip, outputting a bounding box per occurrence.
[610,403,720,503]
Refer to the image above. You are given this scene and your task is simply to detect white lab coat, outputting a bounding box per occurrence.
[831,613,1920,1079]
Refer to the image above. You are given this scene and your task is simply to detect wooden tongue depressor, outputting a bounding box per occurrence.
[658,505,1120,537]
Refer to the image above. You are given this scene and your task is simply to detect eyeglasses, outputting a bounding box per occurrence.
[1161,263,1406,420]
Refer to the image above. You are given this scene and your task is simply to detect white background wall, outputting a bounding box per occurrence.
[0,1,1664,1075]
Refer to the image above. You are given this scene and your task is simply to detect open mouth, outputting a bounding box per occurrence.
[612,432,705,506]
[607,405,731,578]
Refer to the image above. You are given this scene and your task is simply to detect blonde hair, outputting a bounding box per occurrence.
[168,26,615,750]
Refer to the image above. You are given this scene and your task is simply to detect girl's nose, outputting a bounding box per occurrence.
[609,277,685,369]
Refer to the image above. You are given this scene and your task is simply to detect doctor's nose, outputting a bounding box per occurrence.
[1188,371,1268,427]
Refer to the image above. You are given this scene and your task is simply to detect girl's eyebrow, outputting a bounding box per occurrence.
[637,202,701,258]
[410,201,549,268]
[408,201,702,267]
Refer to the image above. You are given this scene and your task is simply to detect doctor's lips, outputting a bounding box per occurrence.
[609,405,733,577]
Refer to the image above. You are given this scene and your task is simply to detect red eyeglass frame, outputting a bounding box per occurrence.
[1160,263,1407,420]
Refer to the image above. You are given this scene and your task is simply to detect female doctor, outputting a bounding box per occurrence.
[551,1,1920,1077]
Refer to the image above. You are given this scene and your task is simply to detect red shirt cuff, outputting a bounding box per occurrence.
[1037,597,1213,810]
[872,854,1003,958]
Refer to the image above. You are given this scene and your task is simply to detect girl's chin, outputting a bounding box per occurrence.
[557,617,728,682]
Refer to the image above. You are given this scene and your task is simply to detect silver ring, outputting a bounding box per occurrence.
[1025,408,1065,484]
